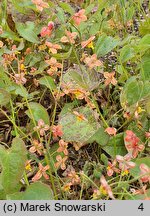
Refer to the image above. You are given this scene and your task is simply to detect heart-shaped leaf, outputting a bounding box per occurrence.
[7,182,54,200]
[0,138,27,194]
[39,76,56,91]
[102,133,127,158]
[16,21,40,43]
[25,102,50,125]
[58,105,101,145]
[62,64,102,91]
[120,77,150,108]
[95,34,120,57]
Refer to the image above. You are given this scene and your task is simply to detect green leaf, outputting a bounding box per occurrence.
[11,0,35,14]
[56,7,66,23]
[0,180,6,199]
[59,2,75,15]
[59,105,101,144]
[7,182,54,200]
[140,58,150,80]
[16,21,40,43]
[0,23,21,41]
[95,34,120,57]
[25,102,50,125]
[7,83,29,98]
[24,53,43,67]
[62,64,101,91]
[52,47,72,60]
[120,77,150,109]
[119,45,135,63]
[102,133,127,158]
[0,138,27,194]
[139,34,150,46]
[88,127,110,146]
[39,76,56,91]
[139,18,150,36]
[0,88,11,106]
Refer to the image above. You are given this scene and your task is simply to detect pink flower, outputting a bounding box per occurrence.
[32,163,49,182]
[14,73,27,85]
[57,139,68,155]
[40,21,54,37]
[0,41,3,48]
[139,163,150,183]
[116,154,136,171]
[130,185,147,195]
[60,31,78,44]
[55,155,68,170]
[83,54,103,69]
[51,125,63,138]
[34,119,49,136]
[32,0,49,12]
[104,71,117,86]
[145,130,150,138]
[72,9,87,25]
[124,130,145,158]
[100,175,115,199]
[107,160,120,176]
[29,139,43,155]
[105,127,117,136]
[64,166,80,185]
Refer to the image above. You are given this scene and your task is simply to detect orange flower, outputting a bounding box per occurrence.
[32,0,49,12]
[45,57,62,75]
[55,155,68,170]
[62,182,72,192]
[81,36,95,48]
[32,163,50,182]
[72,9,87,25]
[63,166,80,185]
[60,31,78,44]
[104,71,117,86]
[83,54,103,69]
[68,170,80,185]
[105,127,117,136]
[45,41,62,54]
[51,125,63,138]
[61,83,90,100]
[29,139,43,155]
[57,139,68,155]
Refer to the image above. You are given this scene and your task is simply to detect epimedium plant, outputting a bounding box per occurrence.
[0,0,150,200]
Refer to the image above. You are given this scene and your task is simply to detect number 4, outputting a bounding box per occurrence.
[138,203,144,211]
